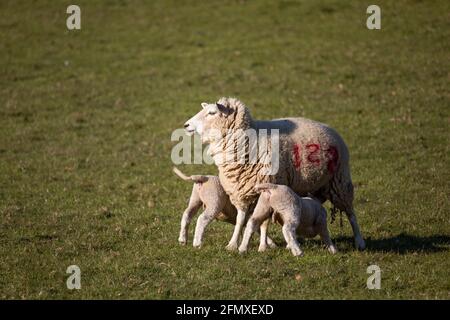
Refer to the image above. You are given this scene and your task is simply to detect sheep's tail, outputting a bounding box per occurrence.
[254,183,279,193]
[254,184,281,224]
[172,167,208,183]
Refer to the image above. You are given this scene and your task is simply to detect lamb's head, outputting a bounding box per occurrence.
[184,97,253,144]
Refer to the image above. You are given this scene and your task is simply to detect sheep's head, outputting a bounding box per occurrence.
[184,97,253,144]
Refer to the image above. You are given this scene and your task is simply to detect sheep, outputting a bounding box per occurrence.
[238,183,337,256]
[183,97,365,251]
[173,167,276,249]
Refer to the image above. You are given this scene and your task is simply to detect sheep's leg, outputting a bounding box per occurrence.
[266,236,277,248]
[346,210,365,250]
[319,225,337,254]
[238,198,271,253]
[282,224,303,257]
[258,219,270,252]
[329,171,366,250]
[193,209,217,248]
[254,228,277,249]
[238,218,260,253]
[178,187,202,245]
[226,209,246,251]
[224,215,276,248]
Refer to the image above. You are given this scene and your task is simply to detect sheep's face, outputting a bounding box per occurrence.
[184,102,234,143]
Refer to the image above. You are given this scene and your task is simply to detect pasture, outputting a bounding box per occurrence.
[0,0,449,299]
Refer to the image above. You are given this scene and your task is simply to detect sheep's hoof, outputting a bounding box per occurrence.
[193,243,202,249]
[355,238,366,251]
[226,242,238,251]
[178,238,187,246]
[292,250,304,257]
[258,245,267,253]
[266,238,277,248]
[238,246,248,254]
[328,246,338,254]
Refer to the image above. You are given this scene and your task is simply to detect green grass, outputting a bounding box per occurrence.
[0,0,449,299]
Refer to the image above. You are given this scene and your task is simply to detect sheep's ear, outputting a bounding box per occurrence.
[217,103,233,116]
[201,102,208,109]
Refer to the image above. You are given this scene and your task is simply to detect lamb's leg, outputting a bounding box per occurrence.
[238,198,271,253]
[266,236,277,248]
[319,226,338,254]
[178,187,202,245]
[192,209,217,248]
[238,218,260,253]
[258,219,270,252]
[255,228,277,249]
[282,224,303,257]
[226,209,246,251]
[224,212,276,249]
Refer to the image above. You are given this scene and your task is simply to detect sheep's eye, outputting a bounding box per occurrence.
[208,111,217,115]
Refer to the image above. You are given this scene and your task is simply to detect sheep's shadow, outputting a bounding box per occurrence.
[330,233,450,254]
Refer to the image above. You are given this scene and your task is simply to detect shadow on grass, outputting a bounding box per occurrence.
[333,233,450,254]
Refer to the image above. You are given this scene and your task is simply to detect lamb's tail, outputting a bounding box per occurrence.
[254,183,281,224]
[254,183,279,193]
[173,167,208,183]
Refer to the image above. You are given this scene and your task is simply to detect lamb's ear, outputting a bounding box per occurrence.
[216,103,233,116]
[201,102,208,109]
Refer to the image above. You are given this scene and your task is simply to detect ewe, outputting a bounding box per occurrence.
[184,97,365,251]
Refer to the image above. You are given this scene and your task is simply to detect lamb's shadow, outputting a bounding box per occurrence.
[331,233,450,254]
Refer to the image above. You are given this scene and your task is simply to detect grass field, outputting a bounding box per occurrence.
[0,0,449,299]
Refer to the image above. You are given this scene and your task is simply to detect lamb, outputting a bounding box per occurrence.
[238,183,337,256]
[183,97,365,251]
[173,167,276,249]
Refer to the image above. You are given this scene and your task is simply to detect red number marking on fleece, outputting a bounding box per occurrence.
[306,143,321,165]
[325,146,339,174]
[292,144,301,170]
